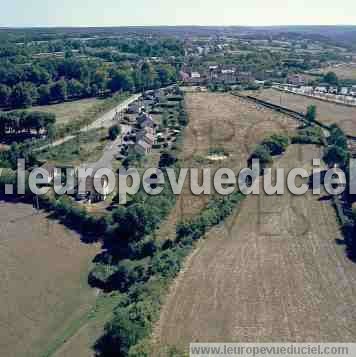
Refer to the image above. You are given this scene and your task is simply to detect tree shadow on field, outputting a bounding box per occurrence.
[318,195,332,201]
[0,193,103,244]
[305,172,356,264]
[307,170,327,192]
[338,223,356,263]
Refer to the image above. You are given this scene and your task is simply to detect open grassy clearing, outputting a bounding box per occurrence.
[156,145,356,352]
[0,201,100,357]
[27,98,103,126]
[155,92,297,241]
[51,292,124,357]
[38,128,108,166]
[247,88,356,136]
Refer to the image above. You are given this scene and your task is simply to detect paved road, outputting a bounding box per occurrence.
[35,94,141,152]
[80,124,131,171]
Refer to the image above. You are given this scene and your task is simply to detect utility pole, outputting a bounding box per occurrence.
[33,194,40,212]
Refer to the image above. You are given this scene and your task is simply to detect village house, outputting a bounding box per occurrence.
[136,126,155,146]
[315,86,328,93]
[340,87,349,95]
[189,71,204,84]
[287,74,305,86]
[76,174,110,203]
[134,139,152,155]
[236,71,254,83]
[137,112,155,129]
[220,68,237,84]
[179,71,190,83]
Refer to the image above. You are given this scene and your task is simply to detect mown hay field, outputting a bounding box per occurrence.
[156,145,356,352]
[247,88,356,136]
[0,201,100,357]
[156,92,298,241]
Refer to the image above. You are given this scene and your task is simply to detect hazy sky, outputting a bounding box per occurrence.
[2,0,356,27]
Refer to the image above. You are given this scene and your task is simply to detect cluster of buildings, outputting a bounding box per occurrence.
[39,162,110,204]
[274,84,356,106]
[129,111,156,155]
[180,65,254,85]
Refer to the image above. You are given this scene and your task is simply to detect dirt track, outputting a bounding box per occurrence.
[156,145,356,350]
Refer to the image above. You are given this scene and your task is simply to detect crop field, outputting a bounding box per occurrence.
[156,145,356,352]
[0,201,100,357]
[156,92,298,241]
[248,88,356,136]
[28,98,103,126]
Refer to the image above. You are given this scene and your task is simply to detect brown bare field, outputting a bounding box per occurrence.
[0,201,100,357]
[156,92,297,240]
[248,88,356,136]
[156,145,356,352]
[321,65,356,80]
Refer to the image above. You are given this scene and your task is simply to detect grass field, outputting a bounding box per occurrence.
[38,128,108,166]
[155,145,356,352]
[28,98,103,126]
[0,201,100,357]
[155,92,298,241]
[247,88,356,136]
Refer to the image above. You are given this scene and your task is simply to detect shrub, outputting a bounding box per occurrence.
[88,263,118,288]
[328,124,348,150]
[249,144,272,167]
[291,126,323,144]
[305,105,317,123]
[323,145,348,167]
[262,134,289,156]
[109,259,150,291]
[150,249,182,278]
[159,151,177,168]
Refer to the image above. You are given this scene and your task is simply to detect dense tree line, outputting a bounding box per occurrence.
[0,141,38,169]
[94,190,245,357]
[0,58,104,108]
[85,37,184,58]
[0,58,178,108]
[0,34,182,109]
[0,111,56,138]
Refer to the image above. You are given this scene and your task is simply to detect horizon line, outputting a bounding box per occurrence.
[1,24,356,30]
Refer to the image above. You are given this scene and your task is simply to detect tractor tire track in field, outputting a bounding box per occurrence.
[154,93,356,351]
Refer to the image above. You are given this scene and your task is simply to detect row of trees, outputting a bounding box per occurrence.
[108,63,178,93]
[0,111,56,139]
[0,58,100,87]
[323,124,349,168]
[86,37,185,58]
[0,61,178,108]
[94,189,245,357]
[0,80,88,108]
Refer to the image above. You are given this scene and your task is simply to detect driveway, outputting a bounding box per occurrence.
[80,124,131,171]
